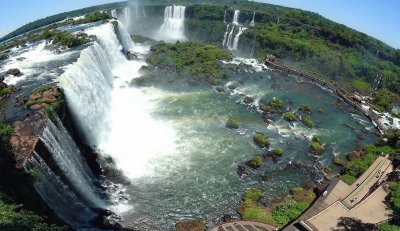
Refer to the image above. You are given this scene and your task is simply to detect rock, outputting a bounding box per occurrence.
[92,209,123,230]
[261,112,273,123]
[11,112,47,168]
[236,164,250,177]
[246,156,263,169]
[221,214,233,222]
[225,117,239,129]
[261,175,269,181]
[176,219,206,231]
[243,96,254,104]
[215,86,225,93]
[126,50,139,60]
[253,132,270,148]
[6,68,22,76]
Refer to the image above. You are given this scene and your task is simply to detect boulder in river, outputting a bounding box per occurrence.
[126,50,139,60]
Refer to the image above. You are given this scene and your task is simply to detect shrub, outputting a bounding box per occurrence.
[243,188,263,202]
[302,116,313,128]
[310,142,324,155]
[299,104,311,112]
[283,112,296,122]
[253,132,270,148]
[225,117,239,129]
[275,147,284,156]
[312,135,320,143]
[317,108,324,113]
[270,98,283,108]
[333,156,347,167]
[247,156,263,169]
[228,83,237,90]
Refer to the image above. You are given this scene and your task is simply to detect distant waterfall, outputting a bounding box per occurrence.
[157,5,186,42]
[123,7,132,32]
[250,11,255,27]
[222,10,247,51]
[223,10,227,24]
[111,9,117,18]
[232,10,240,25]
[116,20,134,53]
[25,152,96,230]
[40,116,104,207]
[232,27,247,50]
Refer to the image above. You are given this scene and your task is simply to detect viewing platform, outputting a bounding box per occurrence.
[284,155,393,231]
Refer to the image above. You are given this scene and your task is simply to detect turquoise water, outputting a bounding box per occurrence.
[120,65,376,230]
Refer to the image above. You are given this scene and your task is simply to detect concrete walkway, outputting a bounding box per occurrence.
[284,155,393,231]
[209,221,277,231]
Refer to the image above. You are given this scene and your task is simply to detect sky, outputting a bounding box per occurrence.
[0,0,399,48]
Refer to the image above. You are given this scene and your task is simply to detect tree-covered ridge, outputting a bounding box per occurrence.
[185,1,400,101]
[0,2,125,43]
[146,41,232,84]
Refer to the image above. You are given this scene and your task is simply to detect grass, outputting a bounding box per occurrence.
[247,156,263,169]
[310,142,324,155]
[299,104,311,112]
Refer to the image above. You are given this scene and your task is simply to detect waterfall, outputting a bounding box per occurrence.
[157,5,186,42]
[223,10,227,24]
[232,27,247,50]
[232,10,240,25]
[60,22,177,180]
[25,152,96,230]
[222,10,246,51]
[222,24,229,47]
[226,25,236,50]
[121,7,132,33]
[116,20,134,53]
[250,11,255,27]
[111,9,117,18]
[40,116,104,207]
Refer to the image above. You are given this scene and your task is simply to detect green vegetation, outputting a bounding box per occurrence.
[0,117,65,230]
[253,132,270,148]
[270,98,284,109]
[0,87,12,98]
[317,108,324,114]
[351,79,373,93]
[340,145,390,185]
[238,187,315,227]
[131,34,157,44]
[228,83,237,90]
[225,117,239,129]
[283,112,297,122]
[379,222,400,231]
[372,88,398,112]
[267,148,284,158]
[302,116,313,128]
[299,104,311,112]
[310,136,324,155]
[333,156,347,167]
[0,1,120,43]
[146,42,232,84]
[0,12,111,52]
[247,156,263,169]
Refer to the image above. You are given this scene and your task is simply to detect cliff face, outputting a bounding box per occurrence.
[9,86,64,168]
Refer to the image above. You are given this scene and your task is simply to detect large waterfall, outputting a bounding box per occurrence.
[157,5,186,42]
[40,116,104,207]
[61,22,176,180]
[222,10,247,51]
[25,152,96,230]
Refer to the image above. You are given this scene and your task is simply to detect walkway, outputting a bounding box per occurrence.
[264,58,387,134]
[284,155,393,231]
[209,221,277,231]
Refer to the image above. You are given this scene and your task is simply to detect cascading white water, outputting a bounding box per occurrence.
[40,116,104,207]
[226,25,236,50]
[232,10,240,25]
[222,24,229,47]
[116,20,134,53]
[223,10,246,51]
[111,9,117,18]
[223,10,227,24]
[25,152,96,229]
[157,5,186,42]
[232,27,247,50]
[250,11,255,27]
[60,23,177,181]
